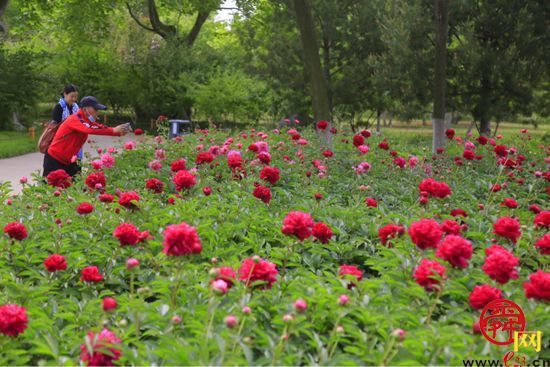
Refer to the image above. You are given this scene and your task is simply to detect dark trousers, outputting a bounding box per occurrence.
[43,153,81,178]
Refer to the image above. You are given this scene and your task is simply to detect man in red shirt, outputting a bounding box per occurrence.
[43,96,129,177]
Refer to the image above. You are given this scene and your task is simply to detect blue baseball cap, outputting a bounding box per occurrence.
[80,96,107,110]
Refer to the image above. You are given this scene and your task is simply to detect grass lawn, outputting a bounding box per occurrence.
[0,131,38,158]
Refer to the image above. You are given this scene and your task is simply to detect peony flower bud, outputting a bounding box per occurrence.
[126,258,140,270]
[225,315,238,329]
[242,306,251,315]
[102,297,118,311]
[294,299,307,313]
[392,328,406,341]
[171,315,182,324]
[338,295,350,306]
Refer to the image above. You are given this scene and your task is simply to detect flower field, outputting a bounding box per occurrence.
[1,126,549,366]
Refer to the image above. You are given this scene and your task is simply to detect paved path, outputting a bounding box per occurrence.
[0,135,136,195]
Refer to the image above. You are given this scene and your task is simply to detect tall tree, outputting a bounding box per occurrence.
[432,0,449,152]
[293,0,332,146]
[126,0,220,46]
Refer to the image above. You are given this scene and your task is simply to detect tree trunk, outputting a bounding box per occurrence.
[376,109,381,134]
[293,0,332,147]
[432,0,449,153]
[0,0,8,32]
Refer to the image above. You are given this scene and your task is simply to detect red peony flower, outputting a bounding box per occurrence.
[418,178,452,198]
[468,285,502,310]
[47,169,72,188]
[523,270,549,301]
[113,223,149,246]
[196,152,214,165]
[463,149,475,160]
[85,172,106,190]
[476,135,488,145]
[173,170,197,191]
[322,150,334,158]
[378,224,405,246]
[408,219,443,250]
[528,204,542,214]
[501,198,518,209]
[493,217,521,244]
[450,209,468,217]
[102,297,118,311]
[482,245,519,284]
[494,145,508,157]
[171,159,187,172]
[260,166,280,185]
[99,194,114,203]
[281,211,314,241]
[316,120,328,130]
[227,151,243,169]
[252,185,271,204]
[203,186,212,196]
[134,128,143,135]
[258,151,271,164]
[77,202,94,215]
[3,222,27,241]
[118,191,140,209]
[44,254,67,272]
[238,257,278,288]
[0,304,28,337]
[162,222,202,256]
[213,266,237,288]
[378,140,390,150]
[534,211,550,228]
[435,235,473,268]
[445,129,455,139]
[360,129,371,138]
[441,219,462,235]
[535,234,550,255]
[365,197,378,207]
[338,265,363,283]
[80,328,121,366]
[145,178,165,193]
[81,266,104,282]
[413,259,446,292]
[312,222,333,244]
[353,134,364,147]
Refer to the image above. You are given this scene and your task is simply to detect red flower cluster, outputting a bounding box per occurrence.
[463,149,475,160]
[212,266,237,288]
[445,129,455,139]
[0,304,28,337]
[171,159,187,172]
[450,209,468,217]
[252,185,271,204]
[316,120,328,130]
[312,222,333,244]
[118,191,140,209]
[353,134,364,147]
[413,259,446,291]
[494,145,508,157]
[3,222,27,241]
[365,197,378,207]
[338,265,363,283]
[534,211,550,228]
[99,193,114,203]
[145,178,165,193]
[227,152,243,169]
[493,217,521,244]
[378,224,404,246]
[81,266,104,282]
[378,140,389,150]
[162,222,202,256]
[260,166,280,185]
[80,328,121,366]
[77,202,94,215]
[418,178,452,198]
[196,152,214,165]
[44,254,67,272]
[134,128,143,135]
[535,234,550,255]
[85,172,106,190]
[501,198,518,208]
[238,257,278,288]
[173,170,197,191]
[113,223,150,246]
[408,219,443,249]
[482,245,519,284]
[281,211,314,240]
[435,235,473,268]
[441,219,462,235]
[468,285,502,310]
[523,270,549,301]
[47,169,72,188]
